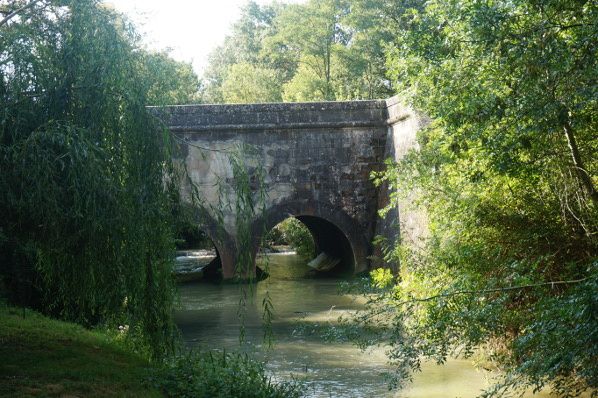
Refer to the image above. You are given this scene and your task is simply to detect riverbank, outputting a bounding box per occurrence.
[0,304,161,397]
[0,303,304,398]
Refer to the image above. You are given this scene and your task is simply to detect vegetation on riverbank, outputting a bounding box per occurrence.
[0,304,161,397]
[264,218,316,259]
[0,0,205,360]
[0,303,304,398]
[156,351,304,398]
[370,1,598,395]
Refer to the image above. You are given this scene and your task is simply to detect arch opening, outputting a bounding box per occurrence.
[257,214,356,279]
[296,215,355,276]
[174,224,220,283]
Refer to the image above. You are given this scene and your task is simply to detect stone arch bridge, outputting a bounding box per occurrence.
[150,97,425,279]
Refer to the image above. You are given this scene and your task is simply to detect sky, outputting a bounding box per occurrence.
[106,0,301,76]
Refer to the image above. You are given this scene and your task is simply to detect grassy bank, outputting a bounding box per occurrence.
[0,304,161,397]
[0,303,304,398]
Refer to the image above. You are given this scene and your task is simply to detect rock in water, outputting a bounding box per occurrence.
[307,252,340,272]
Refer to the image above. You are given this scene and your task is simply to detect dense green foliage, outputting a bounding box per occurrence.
[356,0,598,396]
[155,350,304,398]
[141,50,202,106]
[202,0,395,103]
[265,218,316,259]
[0,0,200,359]
[221,62,283,104]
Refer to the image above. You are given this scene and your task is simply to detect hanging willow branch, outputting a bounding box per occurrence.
[0,1,181,361]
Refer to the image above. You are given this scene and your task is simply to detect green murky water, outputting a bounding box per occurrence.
[175,253,557,398]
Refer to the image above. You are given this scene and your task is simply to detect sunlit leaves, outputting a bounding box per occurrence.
[203,0,397,103]
[368,0,598,395]
[221,62,282,103]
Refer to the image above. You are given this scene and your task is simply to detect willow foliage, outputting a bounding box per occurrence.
[0,0,186,359]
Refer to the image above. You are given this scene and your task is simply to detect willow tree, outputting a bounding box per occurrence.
[360,0,597,395]
[0,0,196,359]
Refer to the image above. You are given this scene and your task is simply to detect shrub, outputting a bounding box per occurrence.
[153,350,304,398]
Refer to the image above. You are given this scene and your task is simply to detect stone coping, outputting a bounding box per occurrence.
[148,97,411,132]
[148,99,390,132]
[148,99,388,113]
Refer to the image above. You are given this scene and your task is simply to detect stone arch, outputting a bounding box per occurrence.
[251,200,370,275]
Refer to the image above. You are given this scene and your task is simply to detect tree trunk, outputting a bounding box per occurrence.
[325,41,331,99]
[563,120,598,204]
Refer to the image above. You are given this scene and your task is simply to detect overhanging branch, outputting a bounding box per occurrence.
[0,0,43,28]
[395,277,592,306]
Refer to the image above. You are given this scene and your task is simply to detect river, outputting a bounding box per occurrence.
[175,253,557,397]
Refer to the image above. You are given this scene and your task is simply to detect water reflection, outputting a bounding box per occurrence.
[175,253,557,397]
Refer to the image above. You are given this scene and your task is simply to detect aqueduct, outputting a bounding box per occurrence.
[150,97,426,279]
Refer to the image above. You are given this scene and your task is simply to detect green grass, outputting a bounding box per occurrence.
[0,304,162,398]
[0,302,305,398]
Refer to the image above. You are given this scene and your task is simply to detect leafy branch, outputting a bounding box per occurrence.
[0,0,44,28]
[394,277,592,306]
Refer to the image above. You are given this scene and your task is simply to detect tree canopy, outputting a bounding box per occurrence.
[201,0,394,103]
[0,0,200,359]
[361,0,598,395]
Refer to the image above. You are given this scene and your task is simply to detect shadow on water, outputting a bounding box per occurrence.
[175,253,562,398]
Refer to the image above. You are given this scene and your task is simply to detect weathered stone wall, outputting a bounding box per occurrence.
[374,97,429,271]
[150,98,425,279]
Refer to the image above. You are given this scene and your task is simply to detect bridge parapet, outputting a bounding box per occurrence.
[149,100,388,132]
